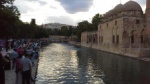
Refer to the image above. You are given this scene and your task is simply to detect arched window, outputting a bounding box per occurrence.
[112,35,115,43]
[141,35,143,43]
[123,31,129,48]
[116,35,119,43]
[101,36,103,43]
[131,35,134,43]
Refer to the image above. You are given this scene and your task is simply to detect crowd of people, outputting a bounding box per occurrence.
[0,39,42,84]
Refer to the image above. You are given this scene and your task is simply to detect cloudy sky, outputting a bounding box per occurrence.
[14,0,146,26]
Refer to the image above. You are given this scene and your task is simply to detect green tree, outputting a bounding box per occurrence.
[91,13,103,30]
[75,20,91,41]
[0,0,20,38]
[0,0,14,8]
[61,26,69,36]
[34,27,49,39]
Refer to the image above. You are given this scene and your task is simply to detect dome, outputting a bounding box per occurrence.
[124,1,142,11]
[104,4,124,17]
[104,10,114,17]
[113,4,124,14]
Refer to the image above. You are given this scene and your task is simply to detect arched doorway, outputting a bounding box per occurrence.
[141,29,150,48]
[122,31,129,48]
[131,30,139,48]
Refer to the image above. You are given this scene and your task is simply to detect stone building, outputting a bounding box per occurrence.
[81,0,150,57]
[43,23,76,30]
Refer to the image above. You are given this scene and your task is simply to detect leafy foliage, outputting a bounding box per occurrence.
[0,0,103,41]
[0,0,49,39]
[91,13,103,30]
[73,13,103,41]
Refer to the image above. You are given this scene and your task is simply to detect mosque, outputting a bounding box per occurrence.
[81,0,150,57]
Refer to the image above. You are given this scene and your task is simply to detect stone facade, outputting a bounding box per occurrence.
[43,23,76,30]
[81,0,150,58]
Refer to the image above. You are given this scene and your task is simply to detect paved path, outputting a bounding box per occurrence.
[1,49,38,84]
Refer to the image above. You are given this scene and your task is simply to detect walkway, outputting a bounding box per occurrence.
[1,49,38,84]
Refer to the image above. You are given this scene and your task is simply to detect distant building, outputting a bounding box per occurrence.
[30,19,36,25]
[43,23,76,30]
[81,0,150,57]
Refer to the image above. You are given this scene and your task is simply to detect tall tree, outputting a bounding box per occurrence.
[61,26,69,36]
[0,0,14,8]
[75,20,91,41]
[92,13,103,31]
[0,0,20,38]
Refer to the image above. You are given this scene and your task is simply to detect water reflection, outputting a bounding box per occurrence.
[36,43,150,84]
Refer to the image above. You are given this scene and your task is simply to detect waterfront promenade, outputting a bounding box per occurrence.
[1,49,38,84]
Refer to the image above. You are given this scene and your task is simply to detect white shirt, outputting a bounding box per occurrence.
[21,57,32,71]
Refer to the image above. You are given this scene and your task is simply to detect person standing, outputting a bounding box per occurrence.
[11,49,18,69]
[22,53,32,84]
[0,50,8,84]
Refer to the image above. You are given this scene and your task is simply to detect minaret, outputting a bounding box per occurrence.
[146,0,150,28]
[146,0,150,16]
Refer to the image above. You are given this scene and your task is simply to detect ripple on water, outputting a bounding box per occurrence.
[36,43,105,84]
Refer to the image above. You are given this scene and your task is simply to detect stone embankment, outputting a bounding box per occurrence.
[69,42,150,62]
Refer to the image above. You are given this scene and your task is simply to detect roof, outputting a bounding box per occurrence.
[104,1,142,18]
[124,1,142,11]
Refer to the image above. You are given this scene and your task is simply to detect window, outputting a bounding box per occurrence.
[99,25,101,28]
[93,38,95,43]
[136,20,140,24]
[101,36,103,43]
[87,35,88,42]
[106,23,108,27]
[112,35,115,43]
[115,21,117,25]
[116,35,119,43]
[99,36,100,43]
[95,34,97,43]
[131,35,134,43]
[141,35,143,43]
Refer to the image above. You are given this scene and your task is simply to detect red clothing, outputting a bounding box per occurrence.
[17,48,24,56]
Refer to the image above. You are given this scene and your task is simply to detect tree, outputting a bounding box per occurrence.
[0,0,14,8]
[0,0,20,38]
[91,13,103,30]
[75,20,91,41]
[34,27,49,39]
[61,26,69,36]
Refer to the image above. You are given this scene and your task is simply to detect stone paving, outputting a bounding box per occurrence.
[1,49,38,84]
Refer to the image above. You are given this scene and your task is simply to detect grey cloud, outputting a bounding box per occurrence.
[56,0,93,14]
[50,5,57,9]
[136,0,146,6]
[16,5,32,13]
[26,0,47,6]
[46,16,76,25]
[14,0,33,13]
[26,0,38,1]
[38,1,47,6]
[14,0,47,13]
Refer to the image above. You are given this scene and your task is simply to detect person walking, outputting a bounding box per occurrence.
[22,53,32,84]
[0,50,8,84]
[11,49,18,69]
[15,55,22,84]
